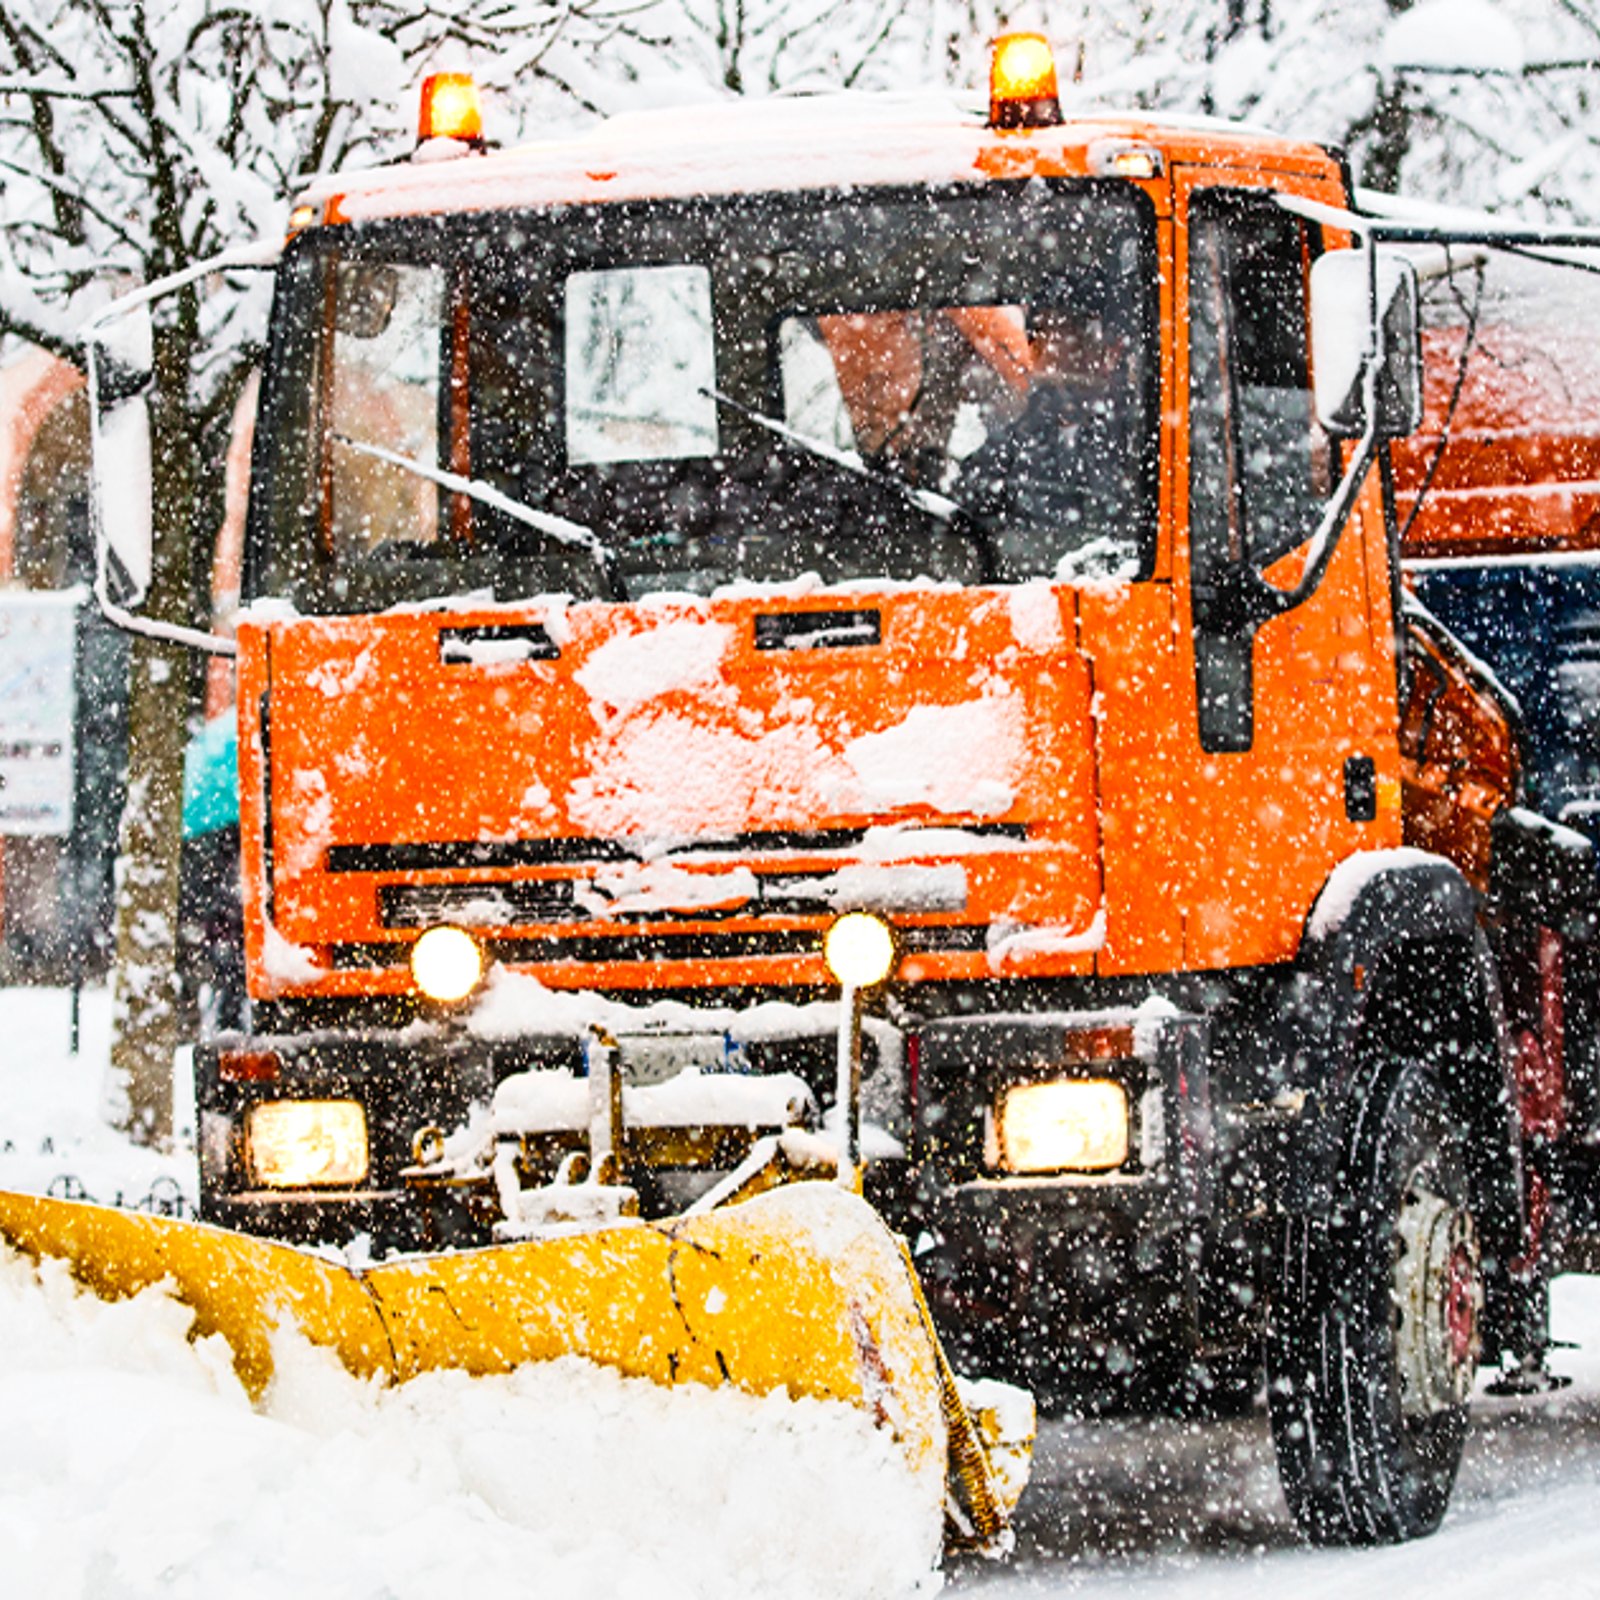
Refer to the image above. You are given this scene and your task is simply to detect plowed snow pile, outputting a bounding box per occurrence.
[0,1245,940,1600]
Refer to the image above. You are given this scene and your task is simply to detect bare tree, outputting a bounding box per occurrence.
[0,0,405,1142]
[0,0,604,1143]
[0,0,972,1149]
[1104,0,1600,214]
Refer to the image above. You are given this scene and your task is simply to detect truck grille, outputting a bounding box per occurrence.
[330,822,1027,875]
[377,866,968,929]
[331,923,988,970]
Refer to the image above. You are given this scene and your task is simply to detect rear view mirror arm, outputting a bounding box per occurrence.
[84,237,282,657]
[1221,365,1383,635]
[1217,234,1386,634]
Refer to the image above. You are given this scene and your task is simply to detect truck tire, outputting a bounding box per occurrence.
[1266,1063,1482,1545]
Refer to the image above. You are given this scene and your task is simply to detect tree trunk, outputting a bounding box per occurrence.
[104,322,200,1148]
[105,633,190,1144]
[1358,77,1414,196]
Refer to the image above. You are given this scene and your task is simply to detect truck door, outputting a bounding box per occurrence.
[1174,176,1401,965]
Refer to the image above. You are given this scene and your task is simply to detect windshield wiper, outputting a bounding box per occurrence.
[333,433,622,593]
[698,387,996,575]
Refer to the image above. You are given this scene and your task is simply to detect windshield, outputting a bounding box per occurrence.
[251,183,1158,611]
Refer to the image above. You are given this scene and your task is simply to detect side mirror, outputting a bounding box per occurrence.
[1310,250,1423,439]
[87,304,155,608]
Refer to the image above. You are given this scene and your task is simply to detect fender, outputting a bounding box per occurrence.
[1281,848,1525,1254]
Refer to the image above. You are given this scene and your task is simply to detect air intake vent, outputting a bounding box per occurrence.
[380,880,579,928]
[439,623,560,665]
[754,609,881,651]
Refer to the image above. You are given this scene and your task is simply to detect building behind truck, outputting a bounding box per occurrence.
[71,36,1600,1552]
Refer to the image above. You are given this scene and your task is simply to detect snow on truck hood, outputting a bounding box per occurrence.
[243,583,1105,989]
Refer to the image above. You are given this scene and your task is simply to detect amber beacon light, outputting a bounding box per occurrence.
[989,33,1063,129]
[419,72,484,144]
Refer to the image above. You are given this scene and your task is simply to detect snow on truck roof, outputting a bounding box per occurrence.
[295,90,1339,228]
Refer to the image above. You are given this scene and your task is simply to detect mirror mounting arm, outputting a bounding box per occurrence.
[91,573,239,658]
[84,237,281,658]
[1202,421,1381,640]
[1259,424,1382,626]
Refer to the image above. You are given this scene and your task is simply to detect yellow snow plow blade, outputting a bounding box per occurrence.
[0,1180,1028,1553]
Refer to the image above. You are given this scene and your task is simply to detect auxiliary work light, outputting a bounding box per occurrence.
[410,924,486,1002]
[823,911,897,1192]
[823,911,897,990]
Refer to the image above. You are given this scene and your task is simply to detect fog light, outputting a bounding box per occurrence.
[410,924,484,1002]
[823,912,896,989]
[247,1100,369,1188]
[996,1079,1128,1173]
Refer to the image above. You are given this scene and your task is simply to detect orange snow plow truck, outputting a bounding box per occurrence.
[12,31,1600,1554]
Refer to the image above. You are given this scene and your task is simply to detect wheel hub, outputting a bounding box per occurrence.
[1393,1186,1483,1417]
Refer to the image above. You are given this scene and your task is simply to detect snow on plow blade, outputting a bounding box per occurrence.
[0,1180,1027,1555]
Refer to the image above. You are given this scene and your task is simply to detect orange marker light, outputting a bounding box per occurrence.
[989,32,1063,129]
[419,72,484,144]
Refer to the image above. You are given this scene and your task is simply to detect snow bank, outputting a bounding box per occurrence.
[0,1246,940,1600]
[0,989,937,1597]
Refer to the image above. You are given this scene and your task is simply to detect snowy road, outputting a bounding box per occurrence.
[953,1287,1600,1597]
[5,986,1600,1598]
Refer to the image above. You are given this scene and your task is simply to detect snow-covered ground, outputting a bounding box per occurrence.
[4,985,1600,1599]
[955,1282,1600,1598]
[0,987,196,1211]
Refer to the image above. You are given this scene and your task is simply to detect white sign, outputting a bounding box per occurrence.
[0,590,79,837]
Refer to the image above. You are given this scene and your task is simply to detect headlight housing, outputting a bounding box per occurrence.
[410,924,485,1002]
[247,1100,369,1188]
[994,1078,1129,1174]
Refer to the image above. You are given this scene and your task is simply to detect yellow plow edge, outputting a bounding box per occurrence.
[0,1180,1025,1554]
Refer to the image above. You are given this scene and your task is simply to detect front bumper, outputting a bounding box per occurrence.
[896,1008,1219,1404]
[197,1002,1224,1392]
[194,1008,864,1250]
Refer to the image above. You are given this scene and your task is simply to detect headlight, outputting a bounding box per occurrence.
[995,1079,1129,1174]
[247,1100,369,1188]
[410,924,485,1002]
[823,912,896,988]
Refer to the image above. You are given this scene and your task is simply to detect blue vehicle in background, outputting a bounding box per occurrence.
[1409,562,1600,838]
[1398,242,1600,839]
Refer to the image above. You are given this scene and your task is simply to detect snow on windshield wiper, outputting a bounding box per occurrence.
[699,386,968,524]
[333,433,613,565]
